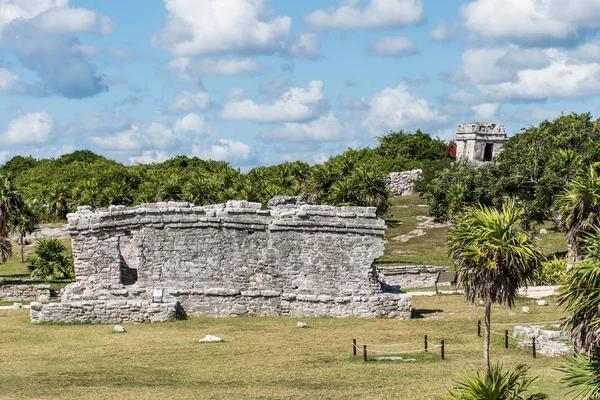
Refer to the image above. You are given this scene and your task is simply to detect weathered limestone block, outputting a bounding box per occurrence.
[32,199,411,323]
[385,170,422,196]
[0,284,51,301]
[378,266,448,289]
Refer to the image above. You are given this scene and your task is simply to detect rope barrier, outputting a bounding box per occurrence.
[489,321,559,327]
[357,341,422,347]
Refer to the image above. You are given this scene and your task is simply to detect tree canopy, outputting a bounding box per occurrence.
[0,130,453,221]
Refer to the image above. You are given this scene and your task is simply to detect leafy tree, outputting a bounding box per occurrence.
[446,363,547,400]
[496,113,600,224]
[419,163,498,222]
[27,238,73,279]
[376,129,451,171]
[447,200,542,373]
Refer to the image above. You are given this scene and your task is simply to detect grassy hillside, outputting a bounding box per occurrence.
[380,195,567,266]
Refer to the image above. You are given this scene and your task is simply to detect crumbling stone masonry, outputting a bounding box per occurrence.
[385,170,422,196]
[30,200,412,323]
[0,284,51,302]
[455,122,508,164]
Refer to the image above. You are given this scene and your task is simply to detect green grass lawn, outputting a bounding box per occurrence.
[379,195,568,266]
[0,294,568,399]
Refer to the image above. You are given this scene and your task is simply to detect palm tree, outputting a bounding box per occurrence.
[446,363,548,400]
[306,163,338,204]
[558,353,600,400]
[28,238,73,279]
[47,183,71,219]
[11,203,39,263]
[0,174,24,262]
[556,231,600,398]
[554,165,600,262]
[447,200,543,374]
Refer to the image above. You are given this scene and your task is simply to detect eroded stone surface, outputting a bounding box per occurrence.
[0,284,51,302]
[385,170,422,196]
[31,199,411,323]
[378,266,449,289]
[455,122,507,164]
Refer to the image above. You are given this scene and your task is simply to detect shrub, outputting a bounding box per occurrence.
[535,256,569,286]
[27,238,73,279]
[446,363,547,400]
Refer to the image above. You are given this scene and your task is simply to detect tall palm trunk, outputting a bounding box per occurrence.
[484,300,491,375]
[20,233,24,263]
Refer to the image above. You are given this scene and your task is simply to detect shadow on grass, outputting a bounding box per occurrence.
[411,308,444,319]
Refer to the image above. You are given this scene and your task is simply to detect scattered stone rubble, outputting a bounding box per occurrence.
[514,325,573,357]
[30,197,412,324]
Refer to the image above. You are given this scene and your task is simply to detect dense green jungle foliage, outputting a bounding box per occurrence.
[417,113,600,225]
[0,130,452,221]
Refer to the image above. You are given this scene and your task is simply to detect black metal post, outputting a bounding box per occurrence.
[363,345,367,362]
[478,320,481,337]
[532,338,536,359]
[424,335,428,353]
[505,330,509,349]
[353,339,357,356]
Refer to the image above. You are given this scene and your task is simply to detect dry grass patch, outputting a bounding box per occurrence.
[0,295,569,399]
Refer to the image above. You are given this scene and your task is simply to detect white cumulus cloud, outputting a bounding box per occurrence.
[193,139,254,164]
[173,113,211,135]
[259,111,350,142]
[461,0,600,44]
[471,103,500,121]
[220,80,325,123]
[305,0,423,30]
[362,83,448,136]
[1,111,54,146]
[153,0,291,56]
[289,33,319,58]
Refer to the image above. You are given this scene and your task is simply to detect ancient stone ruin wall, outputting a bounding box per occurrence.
[378,266,449,289]
[31,200,411,323]
[385,170,422,196]
[455,122,507,163]
[0,284,51,302]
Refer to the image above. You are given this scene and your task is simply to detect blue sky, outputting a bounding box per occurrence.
[1,0,600,169]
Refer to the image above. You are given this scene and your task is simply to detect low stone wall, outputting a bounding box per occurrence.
[378,266,449,289]
[0,284,51,301]
[30,300,177,323]
[385,170,422,196]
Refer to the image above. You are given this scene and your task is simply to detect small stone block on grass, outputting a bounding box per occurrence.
[199,335,223,342]
[522,306,530,313]
[13,302,22,309]
[536,300,548,306]
[114,325,126,333]
[297,322,308,328]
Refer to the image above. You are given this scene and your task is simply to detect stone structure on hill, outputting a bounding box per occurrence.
[385,169,422,196]
[455,122,508,163]
[30,199,412,323]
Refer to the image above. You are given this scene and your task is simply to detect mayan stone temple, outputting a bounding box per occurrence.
[455,122,508,163]
[30,197,412,323]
